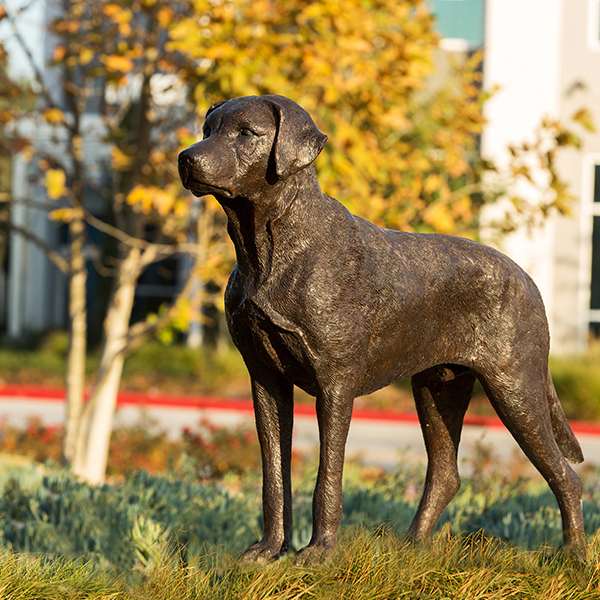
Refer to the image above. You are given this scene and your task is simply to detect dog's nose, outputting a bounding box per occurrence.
[177,149,195,188]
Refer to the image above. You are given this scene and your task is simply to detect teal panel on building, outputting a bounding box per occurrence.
[429,0,485,48]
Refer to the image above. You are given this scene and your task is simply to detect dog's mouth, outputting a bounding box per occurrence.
[178,158,233,199]
[186,177,234,199]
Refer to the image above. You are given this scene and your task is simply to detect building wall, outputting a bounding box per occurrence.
[8,151,65,337]
[482,0,600,354]
[482,0,565,350]
[556,0,600,350]
[7,116,111,339]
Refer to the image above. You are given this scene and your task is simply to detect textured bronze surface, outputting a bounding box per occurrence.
[178,95,585,565]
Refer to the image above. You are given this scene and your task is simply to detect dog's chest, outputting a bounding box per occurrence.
[227,294,319,395]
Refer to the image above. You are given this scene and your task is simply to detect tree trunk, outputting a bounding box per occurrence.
[63,208,87,465]
[72,247,142,484]
[186,212,212,348]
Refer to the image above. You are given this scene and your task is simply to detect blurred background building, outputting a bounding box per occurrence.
[2,0,600,354]
[482,0,600,354]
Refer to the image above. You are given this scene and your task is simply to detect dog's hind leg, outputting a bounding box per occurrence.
[242,372,294,563]
[546,369,584,464]
[408,366,477,540]
[480,368,586,560]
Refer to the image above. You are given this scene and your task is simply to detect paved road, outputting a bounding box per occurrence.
[2,393,600,475]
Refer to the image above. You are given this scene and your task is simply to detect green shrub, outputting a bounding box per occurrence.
[1,455,600,571]
[0,464,262,569]
[4,332,600,420]
[0,333,251,396]
[121,341,249,395]
[550,347,600,420]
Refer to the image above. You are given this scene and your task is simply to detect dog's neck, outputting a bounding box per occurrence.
[218,166,323,282]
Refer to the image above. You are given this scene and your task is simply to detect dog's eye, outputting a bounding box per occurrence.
[240,127,256,137]
[203,128,211,139]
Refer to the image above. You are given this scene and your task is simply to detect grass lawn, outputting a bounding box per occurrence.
[3,529,600,600]
[1,333,600,598]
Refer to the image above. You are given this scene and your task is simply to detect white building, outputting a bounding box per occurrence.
[479,0,600,353]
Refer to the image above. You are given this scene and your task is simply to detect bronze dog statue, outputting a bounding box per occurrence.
[178,95,585,565]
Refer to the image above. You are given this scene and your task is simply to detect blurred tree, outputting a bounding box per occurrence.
[0,32,35,332]
[169,0,592,237]
[1,0,232,484]
[0,37,33,196]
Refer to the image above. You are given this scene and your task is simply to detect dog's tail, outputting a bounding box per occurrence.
[547,370,584,464]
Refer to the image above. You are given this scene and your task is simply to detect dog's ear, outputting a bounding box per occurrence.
[206,100,227,118]
[268,96,328,180]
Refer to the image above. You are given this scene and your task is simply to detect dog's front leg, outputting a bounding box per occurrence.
[242,373,294,563]
[294,387,354,566]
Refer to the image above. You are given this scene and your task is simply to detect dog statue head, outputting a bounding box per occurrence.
[178,95,328,202]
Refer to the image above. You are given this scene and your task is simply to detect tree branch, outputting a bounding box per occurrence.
[72,194,200,256]
[3,221,70,274]
[87,245,118,278]
[119,268,197,355]
[1,195,65,213]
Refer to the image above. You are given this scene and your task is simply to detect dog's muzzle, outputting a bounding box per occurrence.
[177,151,193,189]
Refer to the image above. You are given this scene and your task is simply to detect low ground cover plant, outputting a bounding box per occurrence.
[1,445,600,570]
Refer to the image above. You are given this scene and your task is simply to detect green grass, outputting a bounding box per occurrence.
[3,529,600,600]
[550,344,600,421]
[0,444,599,599]
[0,453,600,599]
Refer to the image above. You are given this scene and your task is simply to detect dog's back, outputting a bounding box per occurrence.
[353,217,549,384]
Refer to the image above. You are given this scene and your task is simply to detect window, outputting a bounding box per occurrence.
[581,158,600,340]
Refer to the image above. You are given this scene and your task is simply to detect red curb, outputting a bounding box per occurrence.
[1,384,599,436]
[0,386,65,400]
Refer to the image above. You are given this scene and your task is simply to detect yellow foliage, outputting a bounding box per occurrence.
[104,54,134,73]
[126,185,181,217]
[111,147,134,170]
[44,169,67,200]
[176,127,197,151]
[157,7,174,28]
[30,0,585,338]
[102,4,122,17]
[452,196,473,224]
[42,108,66,125]
[79,48,94,66]
[424,174,442,195]
[572,108,596,133]
[48,207,75,223]
[423,203,455,234]
[168,0,491,232]
[52,45,67,62]
[173,199,189,219]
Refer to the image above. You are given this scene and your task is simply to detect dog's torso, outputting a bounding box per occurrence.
[225,190,547,398]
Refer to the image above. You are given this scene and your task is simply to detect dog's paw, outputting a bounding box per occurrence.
[293,544,334,567]
[241,541,283,564]
[561,529,588,565]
